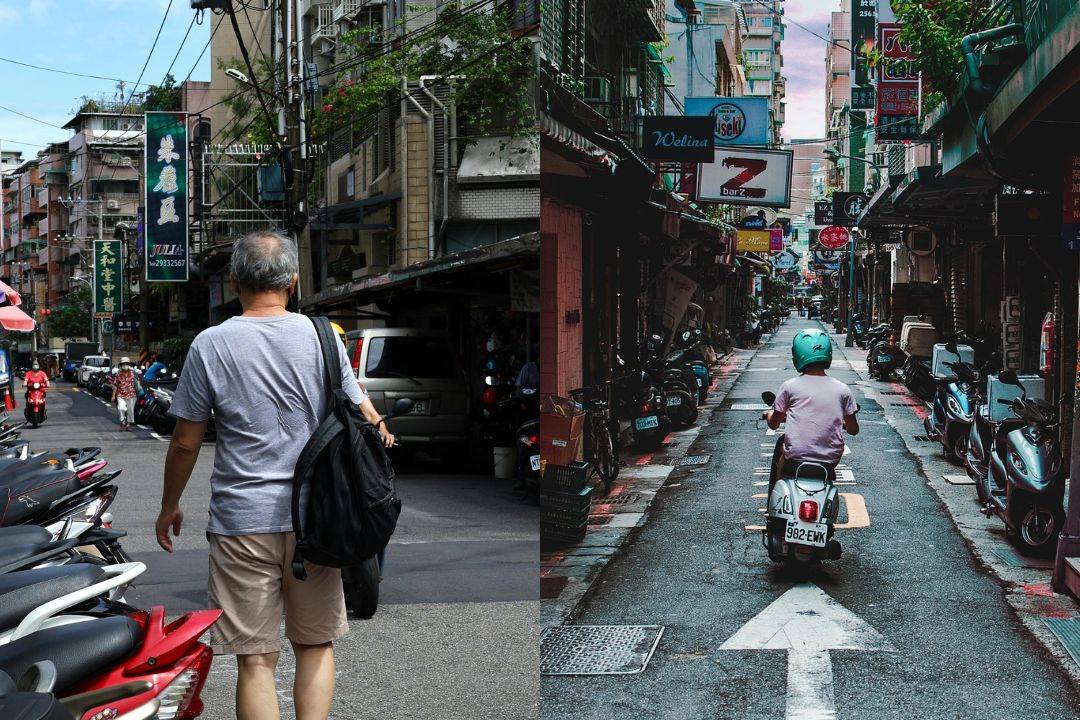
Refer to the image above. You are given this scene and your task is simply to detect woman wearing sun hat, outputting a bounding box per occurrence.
[112,357,140,430]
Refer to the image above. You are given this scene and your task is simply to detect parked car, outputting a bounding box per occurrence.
[77,354,112,386]
[347,328,469,448]
[61,358,83,382]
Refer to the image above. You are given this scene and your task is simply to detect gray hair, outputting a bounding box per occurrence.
[230,229,299,292]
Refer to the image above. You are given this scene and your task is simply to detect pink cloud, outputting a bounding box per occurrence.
[780,0,841,141]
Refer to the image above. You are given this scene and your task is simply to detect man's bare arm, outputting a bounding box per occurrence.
[156,418,207,552]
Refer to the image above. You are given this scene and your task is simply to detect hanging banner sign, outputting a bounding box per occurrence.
[684,96,771,147]
[641,116,715,161]
[851,0,877,109]
[771,249,800,271]
[832,192,869,227]
[736,230,771,252]
[1065,155,1080,251]
[93,239,123,319]
[876,23,920,143]
[144,111,189,282]
[818,226,852,250]
[769,227,784,251]
[813,249,842,269]
[698,148,793,208]
[814,200,834,226]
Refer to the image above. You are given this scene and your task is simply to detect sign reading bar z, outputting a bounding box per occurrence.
[697,148,793,208]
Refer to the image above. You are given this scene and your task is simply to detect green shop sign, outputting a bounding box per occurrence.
[93,239,123,318]
[144,111,189,281]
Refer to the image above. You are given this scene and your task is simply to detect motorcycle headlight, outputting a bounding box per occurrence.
[946,396,972,421]
[1009,450,1026,475]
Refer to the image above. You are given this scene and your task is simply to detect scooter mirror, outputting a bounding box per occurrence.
[761,391,776,405]
[998,370,1020,385]
[945,342,958,354]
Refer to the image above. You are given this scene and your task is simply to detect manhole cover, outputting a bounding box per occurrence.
[591,493,641,506]
[677,454,711,466]
[1044,618,1080,667]
[540,625,664,675]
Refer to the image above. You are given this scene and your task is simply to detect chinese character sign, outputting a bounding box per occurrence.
[144,112,189,281]
[876,23,920,143]
[1064,155,1080,251]
[94,239,123,319]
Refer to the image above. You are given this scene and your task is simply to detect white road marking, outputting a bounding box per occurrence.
[721,583,894,720]
[149,432,168,442]
[732,403,770,411]
[759,354,780,358]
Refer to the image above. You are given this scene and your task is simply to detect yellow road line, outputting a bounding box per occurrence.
[836,492,869,529]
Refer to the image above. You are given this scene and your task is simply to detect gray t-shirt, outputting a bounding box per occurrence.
[169,312,367,535]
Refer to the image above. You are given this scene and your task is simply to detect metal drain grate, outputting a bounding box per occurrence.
[880,391,904,395]
[677,454,712,466]
[662,439,681,449]
[913,435,931,442]
[1044,618,1080,668]
[540,625,664,675]
[992,547,1053,569]
[592,493,641,506]
[890,402,911,407]
[730,403,769,411]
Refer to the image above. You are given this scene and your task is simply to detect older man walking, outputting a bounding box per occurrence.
[155,229,393,720]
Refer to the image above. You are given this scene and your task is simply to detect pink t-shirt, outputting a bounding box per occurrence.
[773,374,857,464]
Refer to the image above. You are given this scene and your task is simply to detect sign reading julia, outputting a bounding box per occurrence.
[144,111,189,282]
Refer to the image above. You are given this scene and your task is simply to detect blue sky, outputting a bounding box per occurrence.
[0,0,212,155]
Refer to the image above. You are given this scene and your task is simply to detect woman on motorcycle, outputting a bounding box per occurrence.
[22,361,49,395]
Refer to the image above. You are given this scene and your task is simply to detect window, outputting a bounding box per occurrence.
[102,116,143,131]
[364,336,458,379]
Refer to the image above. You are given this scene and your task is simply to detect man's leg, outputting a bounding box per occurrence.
[291,641,335,720]
[236,652,280,720]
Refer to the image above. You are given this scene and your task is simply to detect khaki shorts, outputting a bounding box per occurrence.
[207,532,348,655]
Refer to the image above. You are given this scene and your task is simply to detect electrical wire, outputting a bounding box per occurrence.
[161,13,199,83]
[116,0,175,121]
[0,104,64,129]
[0,56,139,85]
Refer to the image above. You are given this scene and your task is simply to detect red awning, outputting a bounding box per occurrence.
[0,306,35,332]
[0,281,23,307]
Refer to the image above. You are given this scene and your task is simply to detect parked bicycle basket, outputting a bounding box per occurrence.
[540,394,585,466]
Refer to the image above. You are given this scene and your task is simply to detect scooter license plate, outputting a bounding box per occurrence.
[635,415,659,430]
[409,401,427,415]
[530,455,541,471]
[785,521,828,547]
[876,355,891,363]
[666,395,682,407]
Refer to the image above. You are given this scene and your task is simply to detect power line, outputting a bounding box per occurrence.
[161,12,199,82]
[0,104,65,130]
[116,0,174,121]
[0,56,139,85]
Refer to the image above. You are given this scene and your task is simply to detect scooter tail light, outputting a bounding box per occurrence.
[525,434,539,448]
[156,646,214,720]
[798,500,819,522]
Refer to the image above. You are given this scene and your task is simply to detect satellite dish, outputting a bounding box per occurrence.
[905,226,937,256]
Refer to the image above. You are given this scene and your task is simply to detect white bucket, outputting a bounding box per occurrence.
[492,446,517,479]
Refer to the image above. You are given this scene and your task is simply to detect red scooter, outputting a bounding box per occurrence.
[24,383,46,428]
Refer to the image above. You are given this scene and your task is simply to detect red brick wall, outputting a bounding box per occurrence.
[540,199,583,397]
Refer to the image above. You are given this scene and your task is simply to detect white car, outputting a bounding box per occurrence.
[77,355,111,386]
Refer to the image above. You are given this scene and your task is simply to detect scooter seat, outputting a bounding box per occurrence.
[779,461,836,482]
[0,544,50,571]
[0,526,52,546]
[0,692,70,720]
[0,616,140,694]
[0,565,106,632]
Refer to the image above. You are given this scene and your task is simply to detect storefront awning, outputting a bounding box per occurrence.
[887,165,997,223]
[856,174,907,227]
[302,233,540,310]
[310,192,401,231]
[0,280,34,333]
[457,137,539,184]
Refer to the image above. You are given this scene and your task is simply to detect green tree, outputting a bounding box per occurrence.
[46,287,93,340]
[144,74,183,112]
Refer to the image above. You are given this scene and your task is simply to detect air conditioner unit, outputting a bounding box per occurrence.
[106,200,120,211]
[120,121,137,131]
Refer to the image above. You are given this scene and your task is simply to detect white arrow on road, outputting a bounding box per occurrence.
[721,583,894,720]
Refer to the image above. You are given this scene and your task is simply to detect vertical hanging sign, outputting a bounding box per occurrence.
[93,239,123,318]
[875,24,920,142]
[850,0,877,109]
[144,111,189,281]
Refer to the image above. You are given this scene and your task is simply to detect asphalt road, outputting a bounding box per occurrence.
[540,316,1080,719]
[23,382,539,720]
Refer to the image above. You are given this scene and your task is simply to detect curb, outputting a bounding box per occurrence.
[831,332,1080,687]
[540,344,761,626]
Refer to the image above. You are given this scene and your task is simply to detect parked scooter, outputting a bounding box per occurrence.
[977,371,1066,553]
[614,369,671,452]
[760,391,845,565]
[923,356,980,461]
[0,662,160,720]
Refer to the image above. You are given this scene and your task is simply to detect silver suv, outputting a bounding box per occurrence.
[347,328,469,445]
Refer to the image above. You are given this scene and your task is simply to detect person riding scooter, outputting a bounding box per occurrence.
[22,362,49,428]
[763,329,859,484]
[760,329,859,563]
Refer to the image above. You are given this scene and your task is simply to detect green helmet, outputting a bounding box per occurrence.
[792,329,833,372]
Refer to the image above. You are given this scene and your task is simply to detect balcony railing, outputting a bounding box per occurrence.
[314,5,339,40]
[332,0,369,23]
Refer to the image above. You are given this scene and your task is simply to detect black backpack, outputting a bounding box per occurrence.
[290,316,401,580]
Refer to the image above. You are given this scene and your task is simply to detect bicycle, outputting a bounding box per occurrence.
[569,385,619,493]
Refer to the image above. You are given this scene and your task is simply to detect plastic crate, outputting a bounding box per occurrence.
[541,519,587,547]
[540,462,590,494]
[541,485,594,515]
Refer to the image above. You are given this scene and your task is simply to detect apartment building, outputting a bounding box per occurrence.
[665,0,748,104]
[738,0,785,144]
[825,2,850,191]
